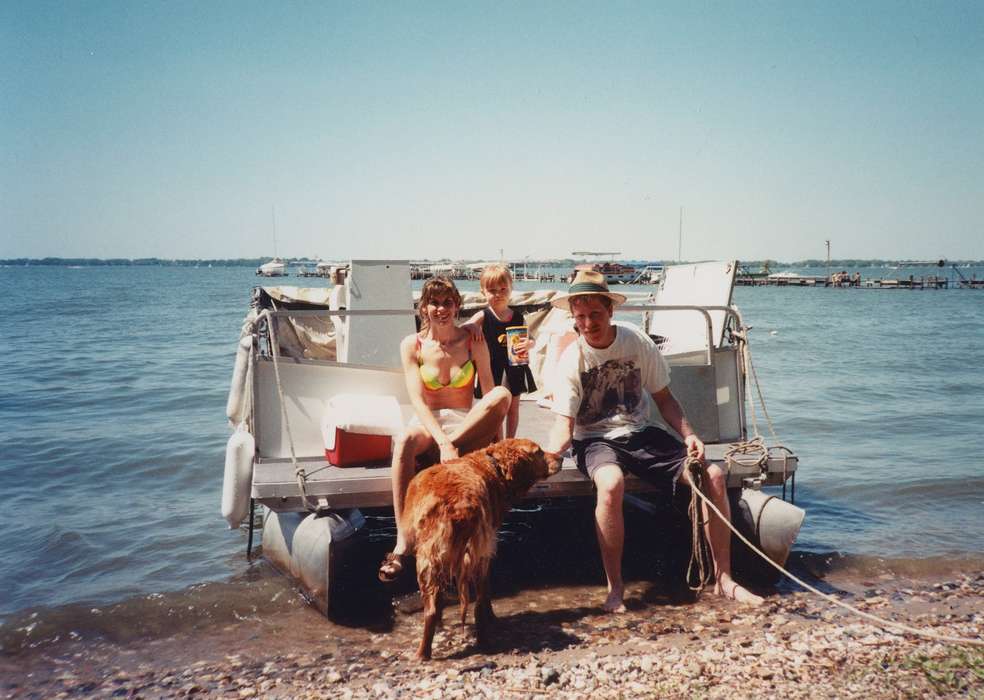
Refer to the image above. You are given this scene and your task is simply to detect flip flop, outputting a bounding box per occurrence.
[378,552,405,583]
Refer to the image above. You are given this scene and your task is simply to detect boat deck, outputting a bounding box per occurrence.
[252,400,797,512]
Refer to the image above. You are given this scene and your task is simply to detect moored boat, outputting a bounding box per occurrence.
[571,261,638,284]
[631,264,664,284]
[223,260,803,614]
[256,257,287,277]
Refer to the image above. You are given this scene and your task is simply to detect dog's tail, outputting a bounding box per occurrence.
[411,500,453,595]
[452,519,496,626]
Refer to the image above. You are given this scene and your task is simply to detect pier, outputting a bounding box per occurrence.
[736,274,952,289]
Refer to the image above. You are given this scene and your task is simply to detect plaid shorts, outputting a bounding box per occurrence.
[572,425,687,491]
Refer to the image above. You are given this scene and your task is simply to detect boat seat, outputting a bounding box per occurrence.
[663,347,743,444]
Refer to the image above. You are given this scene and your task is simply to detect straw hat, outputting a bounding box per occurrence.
[551,269,627,311]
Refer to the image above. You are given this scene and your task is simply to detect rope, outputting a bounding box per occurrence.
[733,326,778,442]
[265,311,316,513]
[724,436,768,470]
[683,456,984,648]
[243,332,259,559]
[729,325,794,499]
[714,326,981,645]
[685,459,713,592]
[243,336,255,432]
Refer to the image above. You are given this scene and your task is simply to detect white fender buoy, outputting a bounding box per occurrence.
[222,424,255,528]
[225,336,252,425]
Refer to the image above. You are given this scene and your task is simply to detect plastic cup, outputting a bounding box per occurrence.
[505,326,529,366]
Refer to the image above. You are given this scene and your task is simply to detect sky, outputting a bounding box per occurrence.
[1,1,982,262]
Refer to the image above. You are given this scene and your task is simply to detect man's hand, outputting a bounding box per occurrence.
[684,434,705,462]
[438,441,459,463]
[543,450,564,476]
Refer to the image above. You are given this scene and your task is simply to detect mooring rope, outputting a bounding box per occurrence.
[732,325,779,442]
[728,326,798,501]
[685,458,713,593]
[243,341,258,556]
[683,456,984,648]
[264,310,316,513]
[713,327,981,645]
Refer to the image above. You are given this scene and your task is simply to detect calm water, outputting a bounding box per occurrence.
[1,264,982,639]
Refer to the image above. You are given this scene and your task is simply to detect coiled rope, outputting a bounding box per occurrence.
[683,456,983,648]
[685,458,712,592]
[724,436,769,470]
[264,310,316,513]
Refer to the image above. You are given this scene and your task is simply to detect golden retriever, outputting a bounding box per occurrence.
[400,438,561,660]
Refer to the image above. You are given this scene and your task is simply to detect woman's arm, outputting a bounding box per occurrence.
[400,334,456,457]
[471,330,496,396]
[460,309,485,342]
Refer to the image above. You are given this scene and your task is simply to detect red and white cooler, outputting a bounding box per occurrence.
[321,394,403,467]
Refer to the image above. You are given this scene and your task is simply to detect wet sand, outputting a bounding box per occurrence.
[2,567,981,699]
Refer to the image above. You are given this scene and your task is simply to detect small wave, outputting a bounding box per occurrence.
[0,562,298,656]
[786,550,984,582]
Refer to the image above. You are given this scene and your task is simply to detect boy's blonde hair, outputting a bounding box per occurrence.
[479,264,513,291]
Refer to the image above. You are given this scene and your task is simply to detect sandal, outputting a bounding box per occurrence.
[378,552,405,583]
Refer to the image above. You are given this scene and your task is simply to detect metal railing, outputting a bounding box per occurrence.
[256,303,745,368]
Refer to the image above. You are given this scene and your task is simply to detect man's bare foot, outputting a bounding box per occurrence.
[714,576,764,606]
[602,587,627,614]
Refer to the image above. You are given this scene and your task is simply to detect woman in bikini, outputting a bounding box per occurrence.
[379,276,512,581]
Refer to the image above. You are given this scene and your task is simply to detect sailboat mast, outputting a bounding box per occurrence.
[678,206,683,262]
[272,206,279,259]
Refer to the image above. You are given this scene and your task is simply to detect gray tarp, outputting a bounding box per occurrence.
[233,286,575,399]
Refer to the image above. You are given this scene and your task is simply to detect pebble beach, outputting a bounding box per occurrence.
[3,570,981,699]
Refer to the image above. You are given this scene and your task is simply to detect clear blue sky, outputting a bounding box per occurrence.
[2,1,982,261]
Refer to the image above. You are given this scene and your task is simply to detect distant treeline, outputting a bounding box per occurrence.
[2,257,981,268]
[1,257,268,267]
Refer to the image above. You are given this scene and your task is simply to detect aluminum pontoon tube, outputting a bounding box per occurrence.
[262,509,366,615]
[735,488,805,567]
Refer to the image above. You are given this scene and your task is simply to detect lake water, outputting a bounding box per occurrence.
[1,263,982,648]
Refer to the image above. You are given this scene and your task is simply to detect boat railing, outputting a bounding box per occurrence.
[255,303,742,369]
[621,304,742,366]
[248,303,754,463]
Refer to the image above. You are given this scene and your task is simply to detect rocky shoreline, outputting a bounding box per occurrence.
[2,573,981,699]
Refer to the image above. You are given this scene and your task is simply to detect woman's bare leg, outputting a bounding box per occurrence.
[448,386,512,453]
[390,426,434,557]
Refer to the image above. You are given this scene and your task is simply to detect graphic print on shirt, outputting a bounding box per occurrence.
[577,359,643,425]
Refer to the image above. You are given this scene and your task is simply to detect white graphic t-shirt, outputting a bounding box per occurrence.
[552,323,671,440]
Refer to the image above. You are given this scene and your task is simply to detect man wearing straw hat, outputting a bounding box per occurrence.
[545,269,763,612]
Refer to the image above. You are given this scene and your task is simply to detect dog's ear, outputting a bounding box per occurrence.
[490,441,522,478]
[520,439,539,457]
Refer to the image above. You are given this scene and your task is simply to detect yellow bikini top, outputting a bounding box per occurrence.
[417,336,475,391]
